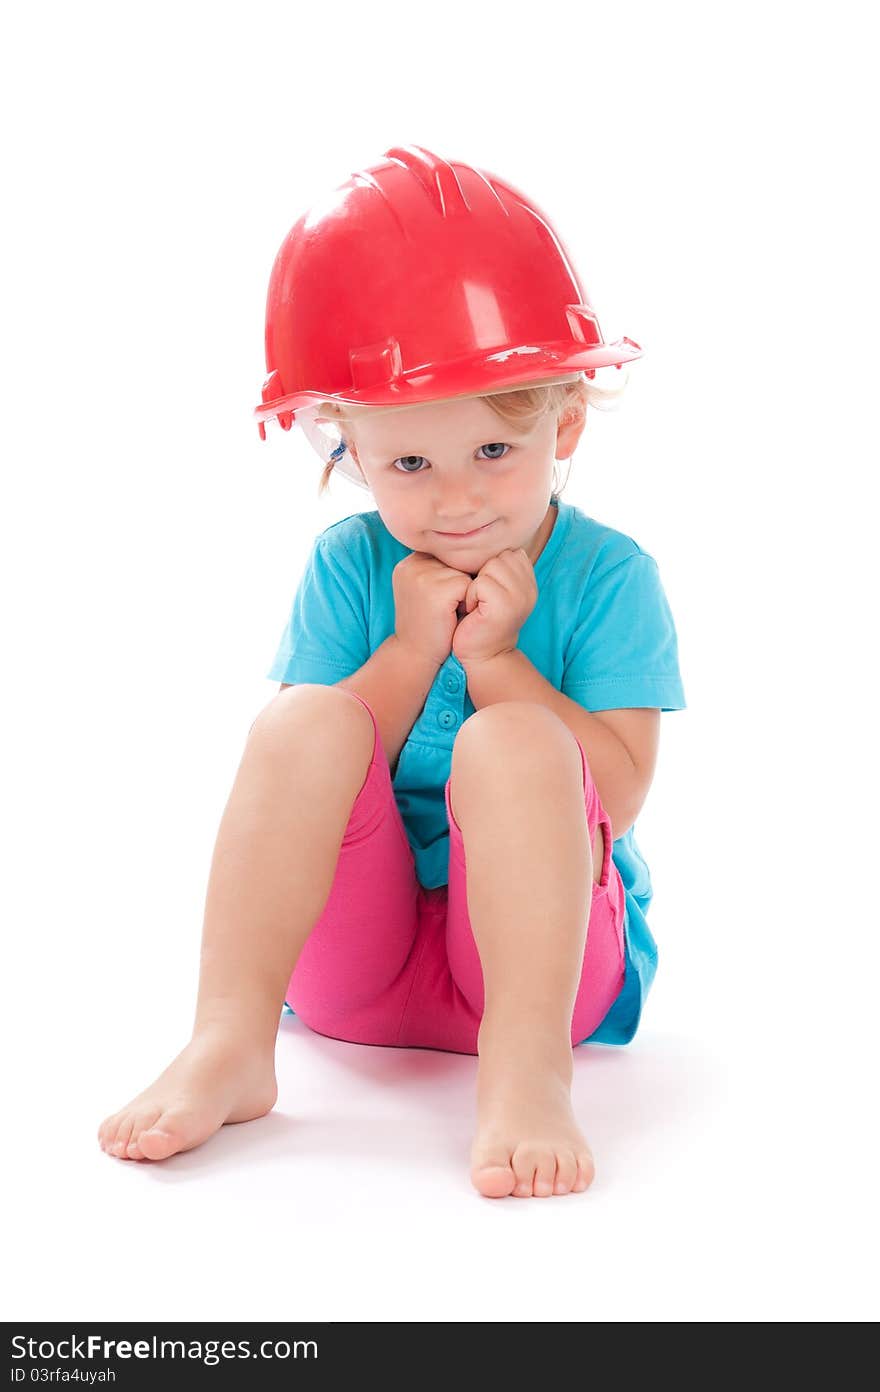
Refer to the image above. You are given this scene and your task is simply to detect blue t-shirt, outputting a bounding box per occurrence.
[267,496,687,1045]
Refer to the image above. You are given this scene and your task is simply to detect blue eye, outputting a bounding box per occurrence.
[391,443,511,474]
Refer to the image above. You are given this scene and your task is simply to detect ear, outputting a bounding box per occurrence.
[555,392,587,461]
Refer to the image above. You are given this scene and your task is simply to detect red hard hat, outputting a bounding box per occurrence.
[255,144,642,440]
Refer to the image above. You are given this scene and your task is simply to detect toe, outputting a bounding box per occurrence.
[533,1154,557,1198]
[573,1149,596,1192]
[553,1150,579,1195]
[471,1143,517,1198]
[130,1107,163,1146]
[99,1112,126,1151]
[512,1153,538,1198]
[97,1115,118,1150]
[137,1126,181,1160]
[471,1160,517,1199]
[473,1165,517,1199]
[136,1108,204,1160]
[109,1117,135,1159]
[126,1108,163,1161]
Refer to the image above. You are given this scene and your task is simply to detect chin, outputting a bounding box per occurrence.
[427,527,505,572]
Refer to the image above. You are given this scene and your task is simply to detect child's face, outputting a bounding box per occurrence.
[343,393,585,572]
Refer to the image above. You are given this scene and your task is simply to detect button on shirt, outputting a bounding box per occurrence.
[267,497,687,1045]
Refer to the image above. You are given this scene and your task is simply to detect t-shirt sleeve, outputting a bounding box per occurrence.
[266,534,370,686]
[562,552,687,711]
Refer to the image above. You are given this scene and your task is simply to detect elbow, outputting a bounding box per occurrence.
[604,802,635,841]
[601,773,650,843]
[610,772,656,840]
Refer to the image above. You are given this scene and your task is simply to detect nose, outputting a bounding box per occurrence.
[435,496,486,526]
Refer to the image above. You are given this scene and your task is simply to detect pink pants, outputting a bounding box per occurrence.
[285,692,626,1054]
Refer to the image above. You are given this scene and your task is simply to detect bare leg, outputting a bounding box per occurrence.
[448,702,598,1199]
[97,685,375,1161]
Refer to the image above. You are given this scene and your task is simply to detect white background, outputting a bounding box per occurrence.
[2,0,878,1323]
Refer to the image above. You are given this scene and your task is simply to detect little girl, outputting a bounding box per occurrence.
[98,145,686,1199]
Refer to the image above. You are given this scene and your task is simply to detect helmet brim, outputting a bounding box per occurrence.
[255,338,642,427]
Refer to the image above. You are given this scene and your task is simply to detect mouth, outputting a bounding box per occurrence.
[434,521,496,539]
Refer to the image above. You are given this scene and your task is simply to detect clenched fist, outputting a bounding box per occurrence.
[391,551,474,668]
[451,548,538,665]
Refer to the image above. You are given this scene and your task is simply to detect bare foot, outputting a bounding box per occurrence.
[470,1028,594,1199]
[97,1028,278,1162]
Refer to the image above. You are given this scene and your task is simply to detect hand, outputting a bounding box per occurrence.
[391,551,472,669]
[451,548,538,666]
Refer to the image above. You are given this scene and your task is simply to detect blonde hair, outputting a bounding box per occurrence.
[313,370,628,497]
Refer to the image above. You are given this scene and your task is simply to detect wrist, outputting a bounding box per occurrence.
[459,646,518,674]
[391,633,444,675]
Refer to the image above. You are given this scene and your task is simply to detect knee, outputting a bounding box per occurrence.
[248,684,375,761]
[452,701,576,771]
[449,703,584,830]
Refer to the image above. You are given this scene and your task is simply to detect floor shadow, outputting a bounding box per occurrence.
[107,1023,724,1185]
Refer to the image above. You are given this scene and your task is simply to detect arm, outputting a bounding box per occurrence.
[338,637,441,777]
[461,650,659,839]
[281,637,440,779]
